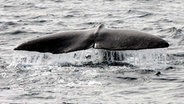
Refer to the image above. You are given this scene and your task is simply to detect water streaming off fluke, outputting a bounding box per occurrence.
[11,48,167,69]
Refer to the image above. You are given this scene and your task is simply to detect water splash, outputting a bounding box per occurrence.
[102,49,167,69]
[10,48,167,69]
[10,49,104,67]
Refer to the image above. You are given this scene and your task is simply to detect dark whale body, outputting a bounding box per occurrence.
[14,25,169,54]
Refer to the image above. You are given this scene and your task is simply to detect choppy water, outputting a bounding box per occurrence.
[0,0,184,103]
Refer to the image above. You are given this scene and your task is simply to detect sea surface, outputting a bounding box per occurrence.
[0,0,184,104]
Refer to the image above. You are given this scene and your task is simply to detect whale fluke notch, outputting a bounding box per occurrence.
[93,24,104,36]
[14,25,169,54]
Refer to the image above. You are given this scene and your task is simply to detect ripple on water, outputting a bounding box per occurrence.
[116,76,137,81]
[152,77,179,82]
[127,9,153,18]
[10,30,27,35]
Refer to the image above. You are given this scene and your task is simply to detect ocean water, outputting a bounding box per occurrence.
[0,0,184,103]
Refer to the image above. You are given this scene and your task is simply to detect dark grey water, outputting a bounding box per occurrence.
[0,0,184,103]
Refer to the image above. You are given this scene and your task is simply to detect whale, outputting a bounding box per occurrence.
[14,24,169,54]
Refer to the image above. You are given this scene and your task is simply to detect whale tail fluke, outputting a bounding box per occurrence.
[14,25,169,54]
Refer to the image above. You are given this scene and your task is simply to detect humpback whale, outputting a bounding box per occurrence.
[14,25,169,54]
